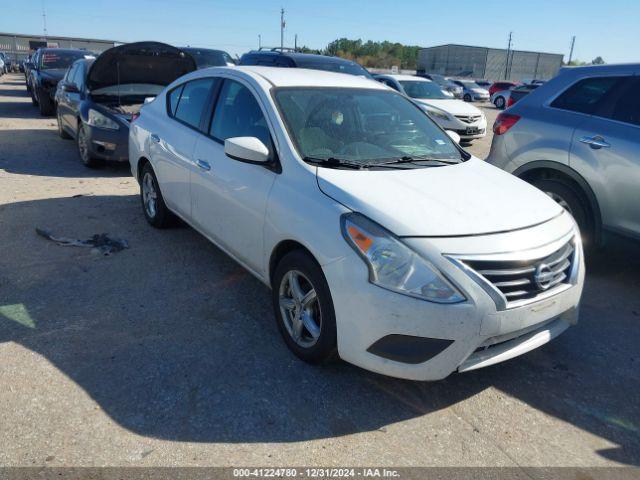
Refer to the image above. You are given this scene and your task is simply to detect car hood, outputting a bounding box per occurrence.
[413,98,481,116]
[316,157,563,237]
[86,41,196,92]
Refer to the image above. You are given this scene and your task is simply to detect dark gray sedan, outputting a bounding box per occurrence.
[55,42,196,167]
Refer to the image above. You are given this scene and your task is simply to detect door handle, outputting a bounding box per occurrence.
[196,159,211,171]
[150,133,160,143]
[579,135,610,149]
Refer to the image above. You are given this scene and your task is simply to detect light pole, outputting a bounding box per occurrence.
[280,8,285,50]
[568,36,576,65]
[504,31,513,80]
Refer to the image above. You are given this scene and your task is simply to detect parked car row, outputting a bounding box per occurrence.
[373,74,487,142]
[15,40,637,381]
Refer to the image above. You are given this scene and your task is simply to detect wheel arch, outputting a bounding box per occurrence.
[268,240,321,288]
[514,161,603,245]
[136,156,151,183]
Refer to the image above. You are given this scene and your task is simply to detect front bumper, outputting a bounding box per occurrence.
[85,123,130,162]
[435,116,487,140]
[322,214,584,381]
[467,92,490,102]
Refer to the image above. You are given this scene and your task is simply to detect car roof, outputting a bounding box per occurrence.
[182,47,228,54]
[38,48,90,54]
[375,74,432,82]
[189,65,386,89]
[243,50,356,64]
[559,63,640,76]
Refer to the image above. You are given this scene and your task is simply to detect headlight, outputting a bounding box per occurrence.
[87,109,120,130]
[422,106,450,121]
[341,213,465,303]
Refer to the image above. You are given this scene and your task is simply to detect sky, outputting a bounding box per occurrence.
[2,0,639,64]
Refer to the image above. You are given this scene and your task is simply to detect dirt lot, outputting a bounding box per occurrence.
[1,72,639,468]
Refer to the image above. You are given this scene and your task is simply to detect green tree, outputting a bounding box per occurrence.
[322,38,420,69]
[591,56,605,65]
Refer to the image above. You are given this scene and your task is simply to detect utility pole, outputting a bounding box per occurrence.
[294,34,298,51]
[568,35,576,65]
[504,31,512,80]
[42,2,48,40]
[280,8,285,50]
[258,34,261,49]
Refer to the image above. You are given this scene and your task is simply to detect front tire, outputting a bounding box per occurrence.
[37,88,54,115]
[77,124,102,168]
[272,250,338,364]
[531,178,594,248]
[140,162,175,228]
[57,111,71,139]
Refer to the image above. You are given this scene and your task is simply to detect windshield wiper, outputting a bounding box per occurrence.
[303,156,372,169]
[381,155,460,166]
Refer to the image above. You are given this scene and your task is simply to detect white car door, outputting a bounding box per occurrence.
[151,78,216,218]
[191,78,278,275]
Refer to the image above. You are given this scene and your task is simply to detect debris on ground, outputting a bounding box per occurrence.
[35,228,129,255]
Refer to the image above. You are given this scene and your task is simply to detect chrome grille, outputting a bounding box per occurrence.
[461,240,575,305]
[455,115,482,124]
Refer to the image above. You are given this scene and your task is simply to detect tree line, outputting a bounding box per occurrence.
[298,38,421,69]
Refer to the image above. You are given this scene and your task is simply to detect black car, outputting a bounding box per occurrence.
[239,49,373,78]
[54,42,196,167]
[29,48,92,115]
[182,47,235,68]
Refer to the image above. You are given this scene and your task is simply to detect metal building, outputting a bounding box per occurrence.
[417,44,564,82]
[0,32,119,64]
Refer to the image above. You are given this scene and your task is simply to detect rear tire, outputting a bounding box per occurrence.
[463,93,472,102]
[494,96,506,109]
[30,85,38,105]
[272,250,338,364]
[140,162,175,228]
[530,178,594,249]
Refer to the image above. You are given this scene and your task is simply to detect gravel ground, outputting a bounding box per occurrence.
[0,73,639,468]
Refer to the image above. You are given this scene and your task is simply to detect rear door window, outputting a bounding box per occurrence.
[173,78,215,128]
[551,76,623,114]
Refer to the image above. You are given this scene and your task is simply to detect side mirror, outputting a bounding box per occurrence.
[63,83,79,93]
[445,130,461,144]
[224,137,270,163]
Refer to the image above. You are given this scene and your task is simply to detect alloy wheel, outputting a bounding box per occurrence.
[142,172,158,219]
[278,270,322,348]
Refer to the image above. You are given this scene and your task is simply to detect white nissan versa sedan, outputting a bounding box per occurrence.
[129,66,584,381]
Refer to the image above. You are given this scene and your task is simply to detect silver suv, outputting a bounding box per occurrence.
[486,64,640,248]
